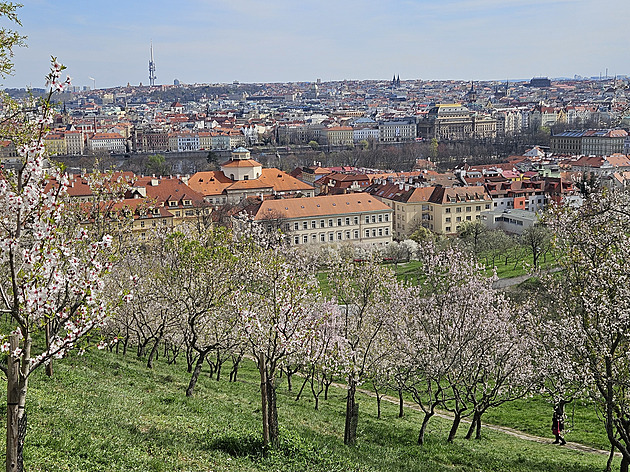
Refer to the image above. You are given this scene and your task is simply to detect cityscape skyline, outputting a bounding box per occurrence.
[4,0,628,90]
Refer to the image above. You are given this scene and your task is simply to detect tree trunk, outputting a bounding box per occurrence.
[6,334,29,472]
[475,413,482,440]
[186,345,195,373]
[374,385,382,420]
[215,363,221,381]
[267,377,279,448]
[45,322,53,377]
[448,412,462,442]
[259,353,270,449]
[186,350,207,397]
[295,375,309,402]
[398,389,404,418]
[229,354,242,382]
[324,377,331,400]
[417,411,433,445]
[6,334,20,472]
[147,336,161,369]
[465,412,479,440]
[344,380,359,445]
[621,456,629,472]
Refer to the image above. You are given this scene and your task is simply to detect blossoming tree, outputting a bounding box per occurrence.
[544,190,630,472]
[236,243,323,448]
[0,59,116,471]
[327,257,404,445]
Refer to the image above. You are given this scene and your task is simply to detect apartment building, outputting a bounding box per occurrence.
[250,193,393,246]
[367,181,491,236]
[87,132,126,153]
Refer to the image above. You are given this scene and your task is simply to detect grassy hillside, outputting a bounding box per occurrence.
[2,350,617,471]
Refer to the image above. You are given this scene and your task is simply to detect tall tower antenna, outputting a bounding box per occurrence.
[149,41,157,86]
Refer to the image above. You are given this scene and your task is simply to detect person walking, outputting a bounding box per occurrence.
[552,407,566,445]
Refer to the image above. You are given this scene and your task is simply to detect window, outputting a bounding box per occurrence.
[371,215,376,223]
[466,215,471,221]
[303,221,308,230]
[311,234,317,242]
[466,206,472,212]
[337,218,342,226]
[365,229,370,238]
[320,233,325,242]
[456,207,462,213]
[329,233,334,242]
[446,226,451,232]
[485,204,491,209]
[354,216,359,225]
[456,216,461,222]
[294,222,299,230]
[445,208,451,213]
[372,229,376,237]
[328,219,333,227]
[345,217,350,225]
[365,216,370,224]
[354,230,359,239]
[345,231,350,239]
[294,236,299,245]
[311,221,316,229]
[385,228,389,236]
[378,228,383,236]
[303,235,308,244]
[476,205,481,211]
[378,214,383,222]
[446,217,451,223]
[320,219,325,228]
[494,202,498,207]
[337,232,342,240]
[384,214,389,222]
[140,221,145,228]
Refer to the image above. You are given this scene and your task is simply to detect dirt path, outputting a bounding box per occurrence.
[340,383,618,458]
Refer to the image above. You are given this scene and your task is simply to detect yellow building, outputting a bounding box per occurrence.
[44,132,67,156]
[321,126,354,147]
[368,181,491,236]
[250,193,394,246]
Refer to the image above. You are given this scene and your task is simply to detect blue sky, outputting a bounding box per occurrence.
[3,0,628,89]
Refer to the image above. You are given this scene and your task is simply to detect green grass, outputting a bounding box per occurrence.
[484,396,610,451]
[0,350,617,471]
[482,251,558,279]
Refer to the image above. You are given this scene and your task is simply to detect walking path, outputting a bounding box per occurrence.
[343,383,618,457]
[492,267,563,289]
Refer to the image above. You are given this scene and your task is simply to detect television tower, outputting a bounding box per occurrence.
[148,41,156,86]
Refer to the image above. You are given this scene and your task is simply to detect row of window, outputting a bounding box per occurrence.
[445,215,480,224]
[444,204,491,214]
[291,213,390,231]
[292,227,390,245]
